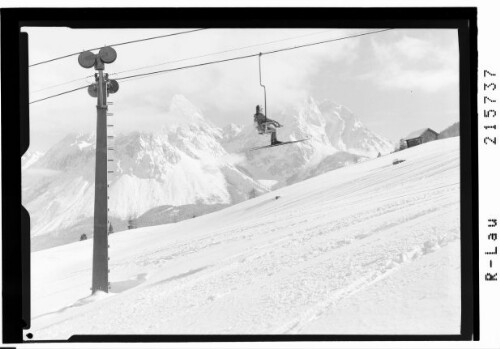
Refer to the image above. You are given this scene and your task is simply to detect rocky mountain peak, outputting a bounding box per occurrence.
[23,94,394,247]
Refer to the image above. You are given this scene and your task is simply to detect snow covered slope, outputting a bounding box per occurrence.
[30,137,460,338]
[21,150,44,170]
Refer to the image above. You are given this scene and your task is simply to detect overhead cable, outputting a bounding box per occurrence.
[29,28,208,67]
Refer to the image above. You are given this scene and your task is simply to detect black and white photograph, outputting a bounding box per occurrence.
[2,4,491,347]
[22,25,464,338]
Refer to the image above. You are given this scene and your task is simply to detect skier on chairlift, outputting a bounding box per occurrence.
[249,53,309,151]
[253,105,283,145]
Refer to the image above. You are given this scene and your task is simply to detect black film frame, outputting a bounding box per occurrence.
[1,6,478,344]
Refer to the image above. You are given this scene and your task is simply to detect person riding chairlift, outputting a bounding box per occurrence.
[253,105,282,145]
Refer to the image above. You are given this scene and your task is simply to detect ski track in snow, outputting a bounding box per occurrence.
[30,138,460,338]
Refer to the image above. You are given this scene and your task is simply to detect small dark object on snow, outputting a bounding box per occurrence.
[393,159,405,165]
[275,196,281,200]
[80,233,88,241]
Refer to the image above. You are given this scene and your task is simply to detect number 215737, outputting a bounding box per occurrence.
[484,70,497,145]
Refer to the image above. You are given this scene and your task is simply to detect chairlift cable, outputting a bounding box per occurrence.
[32,29,335,93]
[29,28,208,67]
[109,29,338,77]
[29,85,89,104]
[114,28,393,82]
[31,75,95,94]
[29,29,393,104]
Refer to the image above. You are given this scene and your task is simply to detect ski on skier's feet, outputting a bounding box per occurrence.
[248,138,310,151]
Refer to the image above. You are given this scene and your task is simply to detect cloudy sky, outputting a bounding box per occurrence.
[25,27,459,152]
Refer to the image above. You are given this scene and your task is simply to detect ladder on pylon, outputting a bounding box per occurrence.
[106,100,114,291]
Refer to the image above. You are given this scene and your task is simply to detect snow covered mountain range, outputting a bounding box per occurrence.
[23,95,393,249]
[223,97,393,182]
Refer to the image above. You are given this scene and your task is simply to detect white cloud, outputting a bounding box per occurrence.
[362,32,459,93]
[379,68,458,93]
[27,28,361,139]
[394,36,434,61]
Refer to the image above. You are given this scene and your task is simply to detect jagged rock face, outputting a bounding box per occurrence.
[23,95,267,238]
[23,94,393,244]
[317,100,393,156]
[31,133,95,175]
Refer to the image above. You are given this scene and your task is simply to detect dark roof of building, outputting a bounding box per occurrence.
[405,128,438,140]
